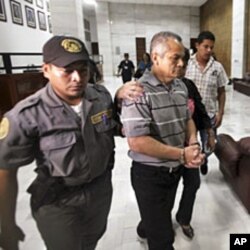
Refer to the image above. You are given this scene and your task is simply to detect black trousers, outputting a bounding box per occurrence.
[122,74,132,83]
[32,170,113,250]
[131,162,182,250]
[176,167,200,225]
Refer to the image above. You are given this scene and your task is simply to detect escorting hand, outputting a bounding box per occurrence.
[117,80,144,101]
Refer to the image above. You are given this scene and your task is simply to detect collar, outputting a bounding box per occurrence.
[141,69,177,88]
[140,70,164,87]
[191,53,214,68]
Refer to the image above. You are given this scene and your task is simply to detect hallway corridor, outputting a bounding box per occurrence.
[14,77,250,250]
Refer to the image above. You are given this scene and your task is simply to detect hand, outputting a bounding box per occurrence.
[117,80,144,101]
[184,144,205,168]
[207,134,216,152]
[187,153,205,168]
[0,224,25,250]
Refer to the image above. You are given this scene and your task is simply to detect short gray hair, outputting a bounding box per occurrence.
[150,31,182,58]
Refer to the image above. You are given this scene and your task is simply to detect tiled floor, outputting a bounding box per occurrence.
[13,77,250,250]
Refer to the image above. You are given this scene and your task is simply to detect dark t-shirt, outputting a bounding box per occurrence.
[118,60,135,83]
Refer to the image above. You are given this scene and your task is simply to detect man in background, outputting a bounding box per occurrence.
[117,53,135,83]
[186,31,228,175]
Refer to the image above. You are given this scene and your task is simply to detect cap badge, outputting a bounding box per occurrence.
[0,117,10,140]
[61,39,82,53]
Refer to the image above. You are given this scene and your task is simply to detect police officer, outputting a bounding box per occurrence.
[0,35,142,250]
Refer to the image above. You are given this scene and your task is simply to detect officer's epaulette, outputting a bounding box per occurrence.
[15,90,42,113]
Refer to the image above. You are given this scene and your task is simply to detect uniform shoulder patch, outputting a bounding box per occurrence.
[0,117,10,140]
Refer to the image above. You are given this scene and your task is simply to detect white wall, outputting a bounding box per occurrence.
[50,0,84,40]
[0,0,52,71]
[96,2,200,76]
[0,1,206,77]
[231,0,246,78]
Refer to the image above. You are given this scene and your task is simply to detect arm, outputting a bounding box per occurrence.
[185,118,205,167]
[186,118,198,145]
[117,61,123,76]
[115,80,144,101]
[127,135,203,168]
[113,81,144,136]
[131,61,135,75]
[215,86,226,128]
[0,168,25,249]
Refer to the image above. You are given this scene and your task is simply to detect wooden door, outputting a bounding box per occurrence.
[91,42,99,55]
[136,37,146,65]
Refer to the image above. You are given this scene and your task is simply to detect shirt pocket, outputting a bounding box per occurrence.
[40,133,78,176]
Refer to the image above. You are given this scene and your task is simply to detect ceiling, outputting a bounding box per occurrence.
[95,0,207,7]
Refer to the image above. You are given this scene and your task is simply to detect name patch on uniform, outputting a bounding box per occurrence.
[91,109,112,124]
[0,117,10,140]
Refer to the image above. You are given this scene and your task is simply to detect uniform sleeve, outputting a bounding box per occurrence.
[0,111,36,169]
[121,93,151,137]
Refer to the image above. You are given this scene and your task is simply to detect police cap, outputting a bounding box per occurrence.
[43,35,89,67]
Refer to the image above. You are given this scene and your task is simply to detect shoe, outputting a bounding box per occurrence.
[176,216,194,240]
[200,163,208,175]
[137,234,147,244]
[136,221,147,244]
[180,224,194,239]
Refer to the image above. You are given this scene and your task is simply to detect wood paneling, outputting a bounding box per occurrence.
[200,0,232,76]
[0,72,47,114]
[136,37,146,65]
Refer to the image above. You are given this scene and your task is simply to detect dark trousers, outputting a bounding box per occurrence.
[122,74,132,83]
[32,170,113,250]
[131,162,182,250]
[176,167,200,225]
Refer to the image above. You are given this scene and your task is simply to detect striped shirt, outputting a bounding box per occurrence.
[185,54,228,117]
[121,71,190,168]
